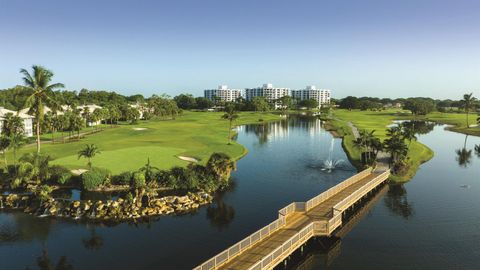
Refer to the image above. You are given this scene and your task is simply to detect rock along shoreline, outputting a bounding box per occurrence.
[0,191,213,221]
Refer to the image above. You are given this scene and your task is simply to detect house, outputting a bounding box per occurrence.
[76,104,103,126]
[0,107,34,137]
[129,103,147,119]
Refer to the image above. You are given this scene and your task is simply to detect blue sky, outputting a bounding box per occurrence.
[1,0,479,99]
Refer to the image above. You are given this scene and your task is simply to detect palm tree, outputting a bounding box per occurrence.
[92,108,104,130]
[401,122,417,149]
[0,137,10,169]
[222,104,239,145]
[43,112,56,143]
[384,127,408,165]
[206,152,236,183]
[19,153,52,183]
[462,93,476,128]
[2,113,25,171]
[78,144,101,169]
[139,158,159,182]
[9,134,26,171]
[21,65,64,153]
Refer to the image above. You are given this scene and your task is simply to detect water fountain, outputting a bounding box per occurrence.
[322,138,344,172]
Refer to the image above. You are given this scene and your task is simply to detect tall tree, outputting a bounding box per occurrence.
[21,65,64,153]
[0,137,10,168]
[222,104,239,145]
[462,93,476,128]
[2,113,26,170]
[206,152,236,183]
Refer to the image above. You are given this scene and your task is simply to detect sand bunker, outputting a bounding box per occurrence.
[177,156,199,163]
[71,169,88,175]
[132,128,147,131]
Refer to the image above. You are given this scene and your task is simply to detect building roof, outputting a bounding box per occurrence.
[0,107,33,119]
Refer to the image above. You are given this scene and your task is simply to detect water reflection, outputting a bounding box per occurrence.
[455,135,473,168]
[242,115,325,146]
[82,226,104,251]
[26,250,74,270]
[383,184,414,219]
[0,213,53,243]
[401,120,436,135]
[275,184,389,270]
[206,181,236,230]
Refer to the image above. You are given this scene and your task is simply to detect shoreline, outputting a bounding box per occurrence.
[325,116,434,183]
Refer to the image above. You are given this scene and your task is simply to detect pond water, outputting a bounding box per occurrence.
[278,121,480,270]
[0,115,356,270]
[1,116,479,270]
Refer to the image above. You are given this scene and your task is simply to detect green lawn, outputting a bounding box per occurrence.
[6,111,281,174]
[421,111,480,136]
[330,109,434,182]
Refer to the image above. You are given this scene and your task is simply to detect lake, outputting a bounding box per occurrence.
[1,116,479,270]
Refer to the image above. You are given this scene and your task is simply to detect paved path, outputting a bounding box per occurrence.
[347,121,390,171]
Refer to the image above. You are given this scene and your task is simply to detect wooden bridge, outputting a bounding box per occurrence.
[193,168,390,270]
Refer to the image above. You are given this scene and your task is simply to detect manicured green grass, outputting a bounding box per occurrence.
[5,111,281,174]
[331,109,434,182]
[421,111,480,136]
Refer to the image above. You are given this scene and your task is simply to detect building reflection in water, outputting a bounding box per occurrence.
[240,115,326,146]
[274,184,390,270]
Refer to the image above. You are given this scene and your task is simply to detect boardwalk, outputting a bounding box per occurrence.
[194,168,390,270]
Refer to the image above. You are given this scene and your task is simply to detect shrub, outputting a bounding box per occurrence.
[170,166,199,190]
[132,172,146,188]
[112,171,133,185]
[81,168,110,190]
[155,170,173,187]
[49,165,72,185]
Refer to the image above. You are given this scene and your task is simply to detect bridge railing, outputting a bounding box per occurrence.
[278,202,306,217]
[333,170,390,213]
[305,167,372,211]
[193,168,379,270]
[193,216,286,270]
[247,222,316,270]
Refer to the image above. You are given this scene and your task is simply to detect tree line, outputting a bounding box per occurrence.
[337,95,480,116]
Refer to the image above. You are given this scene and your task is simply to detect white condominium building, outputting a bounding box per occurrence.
[245,83,290,108]
[204,85,242,102]
[291,85,331,108]
[0,107,34,137]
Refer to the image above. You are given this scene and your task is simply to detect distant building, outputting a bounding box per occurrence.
[129,103,147,119]
[291,86,331,108]
[0,107,34,137]
[245,83,290,109]
[204,85,242,103]
[77,104,103,126]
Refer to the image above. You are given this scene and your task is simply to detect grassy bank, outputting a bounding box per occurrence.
[420,112,480,136]
[329,109,434,182]
[5,111,281,174]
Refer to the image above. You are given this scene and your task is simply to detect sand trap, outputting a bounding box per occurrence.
[177,156,199,163]
[133,128,147,131]
[71,169,88,175]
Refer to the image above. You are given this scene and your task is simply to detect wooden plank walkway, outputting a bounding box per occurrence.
[194,168,390,270]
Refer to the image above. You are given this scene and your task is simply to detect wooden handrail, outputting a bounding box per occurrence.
[192,168,385,270]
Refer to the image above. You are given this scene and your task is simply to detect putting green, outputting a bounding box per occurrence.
[52,146,190,174]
